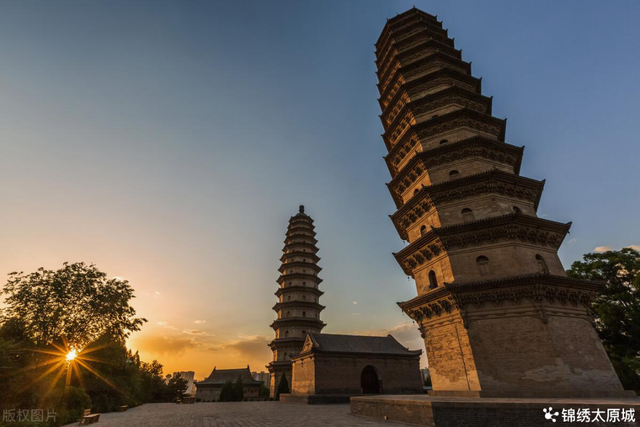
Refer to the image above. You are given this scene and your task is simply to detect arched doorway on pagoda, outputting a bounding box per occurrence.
[361,365,381,394]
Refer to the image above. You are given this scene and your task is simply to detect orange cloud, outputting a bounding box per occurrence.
[134,335,198,356]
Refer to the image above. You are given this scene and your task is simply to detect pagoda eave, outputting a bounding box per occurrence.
[393,213,572,275]
[272,301,326,311]
[268,337,305,350]
[377,51,472,99]
[382,86,494,139]
[376,30,456,69]
[379,67,483,114]
[376,11,443,50]
[377,39,462,82]
[278,262,322,274]
[282,241,318,251]
[389,169,546,238]
[385,135,524,185]
[275,286,324,297]
[397,273,603,313]
[277,273,323,284]
[280,251,320,263]
[270,318,327,330]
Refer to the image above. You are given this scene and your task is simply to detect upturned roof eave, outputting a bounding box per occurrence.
[377,50,471,95]
[376,28,455,68]
[385,136,523,191]
[393,213,572,274]
[272,301,326,311]
[377,38,462,82]
[390,168,544,225]
[384,109,507,165]
[382,86,493,139]
[379,67,482,113]
[274,286,324,297]
[376,9,442,49]
[397,273,604,311]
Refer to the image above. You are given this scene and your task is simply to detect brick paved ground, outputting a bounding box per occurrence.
[64,402,394,426]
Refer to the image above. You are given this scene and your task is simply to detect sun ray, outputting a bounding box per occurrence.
[75,359,122,394]
[65,360,73,387]
[0,356,64,378]
[20,360,65,393]
[76,343,110,355]
[72,360,85,389]
[31,348,67,356]
[38,363,67,406]
[75,355,110,364]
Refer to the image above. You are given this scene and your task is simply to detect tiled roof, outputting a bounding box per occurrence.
[199,366,262,385]
[307,333,421,356]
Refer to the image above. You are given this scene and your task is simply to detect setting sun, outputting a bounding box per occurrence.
[65,349,78,362]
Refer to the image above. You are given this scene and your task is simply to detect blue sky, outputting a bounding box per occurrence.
[0,0,638,376]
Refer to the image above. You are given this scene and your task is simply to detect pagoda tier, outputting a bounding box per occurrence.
[384,109,507,176]
[379,67,482,117]
[267,205,326,397]
[382,86,493,150]
[386,136,525,206]
[376,8,628,398]
[390,169,544,241]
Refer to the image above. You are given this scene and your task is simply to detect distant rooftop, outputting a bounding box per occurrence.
[198,366,262,385]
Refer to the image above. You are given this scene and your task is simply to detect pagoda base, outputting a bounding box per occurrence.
[280,393,352,404]
[351,395,640,426]
[428,389,637,399]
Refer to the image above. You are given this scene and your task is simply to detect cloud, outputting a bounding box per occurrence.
[568,238,578,244]
[183,329,215,336]
[157,321,179,331]
[352,301,358,305]
[593,245,640,253]
[208,335,272,364]
[194,320,206,324]
[135,335,198,356]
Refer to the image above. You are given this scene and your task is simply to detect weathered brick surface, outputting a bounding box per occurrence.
[289,353,423,396]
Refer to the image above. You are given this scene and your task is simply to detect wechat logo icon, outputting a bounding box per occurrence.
[543,407,559,422]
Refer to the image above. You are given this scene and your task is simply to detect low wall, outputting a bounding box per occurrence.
[351,395,640,427]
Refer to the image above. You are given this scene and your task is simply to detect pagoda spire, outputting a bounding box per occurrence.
[266,206,325,398]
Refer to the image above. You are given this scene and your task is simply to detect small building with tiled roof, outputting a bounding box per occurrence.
[281,333,423,403]
[195,366,263,401]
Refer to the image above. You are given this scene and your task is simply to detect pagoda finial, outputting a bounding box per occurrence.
[299,205,305,214]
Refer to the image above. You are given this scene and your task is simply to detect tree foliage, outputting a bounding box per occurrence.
[567,247,640,391]
[218,380,235,402]
[234,375,244,401]
[1,262,146,347]
[167,374,189,402]
[0,262,175,425]
[258,384,269,397]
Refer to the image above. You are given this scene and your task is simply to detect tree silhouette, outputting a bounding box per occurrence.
[234,375,244,401]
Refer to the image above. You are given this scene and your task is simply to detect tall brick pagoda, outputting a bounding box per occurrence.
[375,8,628,397]
[267,205,326,397]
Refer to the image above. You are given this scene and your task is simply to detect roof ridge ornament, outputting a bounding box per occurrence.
[299,205,305,214]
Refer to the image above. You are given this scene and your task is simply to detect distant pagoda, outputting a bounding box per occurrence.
[267,205,326,397]
[375,8,629,397]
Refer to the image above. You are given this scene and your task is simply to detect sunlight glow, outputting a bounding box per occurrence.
[66,349,78,362]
